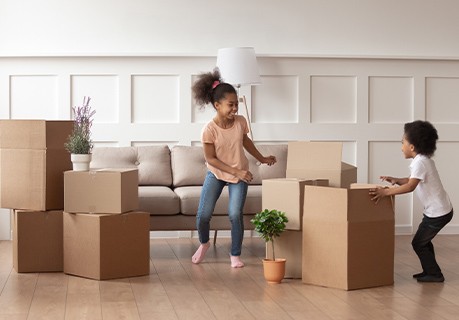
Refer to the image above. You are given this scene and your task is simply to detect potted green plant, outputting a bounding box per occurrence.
[64,96,96,171]
[251,209,288,283]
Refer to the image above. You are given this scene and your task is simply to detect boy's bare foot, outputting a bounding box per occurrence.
[230,255,244,268]
[192,242,210,264]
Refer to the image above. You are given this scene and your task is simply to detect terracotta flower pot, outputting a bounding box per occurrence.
[262,258,286,284]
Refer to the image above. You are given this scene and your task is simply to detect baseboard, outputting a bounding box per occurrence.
[148,225,459,239]
[149,230,253,239]
[395,225,413,235]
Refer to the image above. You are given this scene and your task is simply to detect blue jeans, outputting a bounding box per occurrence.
[196,171,248,256]
[412,210,453,276]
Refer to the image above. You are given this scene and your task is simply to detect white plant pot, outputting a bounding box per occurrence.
[71,153,92,171]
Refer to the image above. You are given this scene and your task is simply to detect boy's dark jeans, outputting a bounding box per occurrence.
[412,210,453,276]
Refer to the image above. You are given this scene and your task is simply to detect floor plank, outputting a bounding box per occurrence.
[64,276,102,320]
[152,239,215,319]
[27,273,68,320]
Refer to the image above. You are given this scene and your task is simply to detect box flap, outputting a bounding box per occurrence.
[287,141,342,173]
[303,185,348,223]
[350,183,384,189]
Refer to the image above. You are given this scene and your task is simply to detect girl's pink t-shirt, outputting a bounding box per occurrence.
[201,115,249,183]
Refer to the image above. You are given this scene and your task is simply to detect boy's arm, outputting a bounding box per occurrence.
[370,178,420,203]
[380,176,410,186]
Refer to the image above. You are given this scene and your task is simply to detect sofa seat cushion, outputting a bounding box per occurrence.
[174,185,262,216]
[139,186,180,215]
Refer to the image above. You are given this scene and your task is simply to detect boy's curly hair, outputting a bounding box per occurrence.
[192,68,237,108]
[404,120,438,157]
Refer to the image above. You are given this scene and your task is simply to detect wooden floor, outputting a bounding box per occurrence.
[0,235,459,320]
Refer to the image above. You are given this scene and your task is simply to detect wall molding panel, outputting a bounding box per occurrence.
[1,56,459,239]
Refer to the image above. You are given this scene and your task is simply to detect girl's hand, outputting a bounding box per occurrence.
[380,176,397,185]
[369,187,388,204]
[261,155,277,166]
[236,170,253,183]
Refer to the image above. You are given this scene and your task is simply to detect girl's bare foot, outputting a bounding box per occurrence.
[230,255,244,268]
[192,242,210,264]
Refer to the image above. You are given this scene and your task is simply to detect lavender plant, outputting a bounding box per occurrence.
[64,97,96,154]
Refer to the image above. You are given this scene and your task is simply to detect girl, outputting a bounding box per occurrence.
[191,69,276,268]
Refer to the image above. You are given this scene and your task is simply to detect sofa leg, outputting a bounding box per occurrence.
[213,230,218,245]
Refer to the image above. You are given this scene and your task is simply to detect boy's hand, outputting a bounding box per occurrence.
[369,187,388,204]
[380,176,397,185]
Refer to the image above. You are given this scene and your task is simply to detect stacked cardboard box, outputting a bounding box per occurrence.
[64,168,139,214]
[0,120,73,273]
[302,184,395,290]
[63,211,150,280]
[263,178,329,278]
[12,209,63,272]
[63,168,150,280]
[263,141,356,279]
[0,120,73,210]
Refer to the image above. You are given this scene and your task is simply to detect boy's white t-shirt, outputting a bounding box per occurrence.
[410,154,452,218]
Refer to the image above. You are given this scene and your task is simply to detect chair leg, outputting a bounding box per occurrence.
[213,230,218,245]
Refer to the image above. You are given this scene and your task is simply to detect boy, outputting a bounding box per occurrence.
[370,120,453,283]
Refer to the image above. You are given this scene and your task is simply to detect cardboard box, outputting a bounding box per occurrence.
[63,211,150,280]
[262,178,328,230]
[266,230,302,279]
[0,120,73,210]
[286,141,357,188]
[64,168,139,214]
[12,209,63,272]
[302,185,395,290]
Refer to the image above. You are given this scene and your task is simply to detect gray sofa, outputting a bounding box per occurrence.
[90,144,288,233]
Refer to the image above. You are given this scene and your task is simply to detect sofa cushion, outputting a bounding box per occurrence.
[91,146,172,186]
[139,186,180,215]
[171,146,207,187]
[174,185,262,216]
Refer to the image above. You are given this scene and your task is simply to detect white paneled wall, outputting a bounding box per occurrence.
[1,56,459,240]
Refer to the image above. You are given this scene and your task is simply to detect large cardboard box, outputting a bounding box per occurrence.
[302,185,395,290]
[266,230,302,279]
[63,211,150,280]
[12,209,63,272]
[64,168,139,214]
[262,178,328,230]
[286,141,357,188]
[0,120,73,210]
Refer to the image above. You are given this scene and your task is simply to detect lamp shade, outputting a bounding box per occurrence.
[216,47,261,86]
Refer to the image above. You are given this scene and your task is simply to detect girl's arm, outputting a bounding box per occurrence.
[242,134,276,166]
[203,142,253,182]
